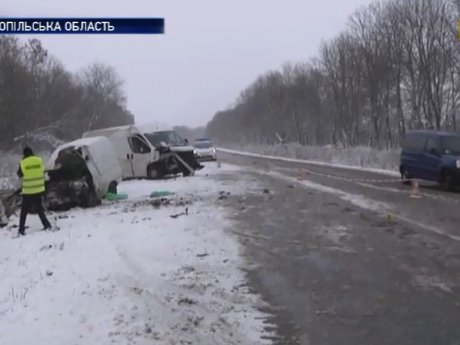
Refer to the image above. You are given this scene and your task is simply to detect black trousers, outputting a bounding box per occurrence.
[19,193,51,234]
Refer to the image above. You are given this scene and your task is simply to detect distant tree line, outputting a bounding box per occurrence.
[207,0,460,149]
[174,125,206,142]
[0,36,134,151]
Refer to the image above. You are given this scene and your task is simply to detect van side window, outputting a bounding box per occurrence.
[426,138,441,153]
[128,136,151,154]
[402,134,426,151]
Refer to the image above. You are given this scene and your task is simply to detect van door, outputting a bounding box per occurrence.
[402,133,426,179]
[423,137,442,182]
[81,146,103,195]
[85,139,122,196]
[127,135,153,177]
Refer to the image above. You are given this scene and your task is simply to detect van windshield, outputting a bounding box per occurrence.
[442,136,460,155]
[144,131,186,147]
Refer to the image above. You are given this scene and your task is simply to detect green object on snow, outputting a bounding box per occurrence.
[150,191,174,198]
[104,192,128,201]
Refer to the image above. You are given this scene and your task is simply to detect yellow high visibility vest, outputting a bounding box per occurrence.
[20,156,46,195]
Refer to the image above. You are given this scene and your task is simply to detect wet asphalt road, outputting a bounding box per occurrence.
[216,151,460,345]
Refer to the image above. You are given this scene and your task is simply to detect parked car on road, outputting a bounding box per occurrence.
[400,130,460,190]
[194,138,217,161]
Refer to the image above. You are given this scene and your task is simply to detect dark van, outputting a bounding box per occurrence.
[400,130,460,189]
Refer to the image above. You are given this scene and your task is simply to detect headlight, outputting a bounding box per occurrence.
[456,160,460,169]
[193,149,197,155]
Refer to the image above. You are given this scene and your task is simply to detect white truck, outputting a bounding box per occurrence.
[82,123,203,179]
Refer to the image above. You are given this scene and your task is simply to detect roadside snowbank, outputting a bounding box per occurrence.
[220,147,400,177]
[0,151,19,175]
[0,152,20,190]
[0,162,273,345]
[223,143,400,172]
[0,151,50,190]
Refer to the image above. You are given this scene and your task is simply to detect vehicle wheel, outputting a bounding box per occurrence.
[401,167,411,185]
[440,171,455,191]
[108,181,117,194]
[147,165,161,180]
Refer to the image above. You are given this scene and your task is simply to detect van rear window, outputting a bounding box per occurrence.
[402,134,426,151]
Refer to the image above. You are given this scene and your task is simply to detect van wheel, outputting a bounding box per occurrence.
[108,181,117,194]
[440,172,455,191]
[401,167,411,185]
[147,165,160,180]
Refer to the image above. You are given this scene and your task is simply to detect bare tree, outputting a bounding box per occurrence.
[0,38,134,151]
[207,0,460,149]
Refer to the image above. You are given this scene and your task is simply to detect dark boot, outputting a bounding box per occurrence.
[38,209,51,230]
[36,194,51,230]
[18,200,28,236]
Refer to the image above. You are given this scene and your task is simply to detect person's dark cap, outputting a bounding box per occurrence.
[23,146,33,157]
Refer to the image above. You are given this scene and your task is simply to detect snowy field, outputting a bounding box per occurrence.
[0,151,19,176]
[224,143,400,172]
[0,151,21,190]
[0,151,50,190]
[0,163,273,345]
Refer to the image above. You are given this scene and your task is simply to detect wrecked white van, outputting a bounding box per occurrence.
[82,123,203,179]
[46,137,122,210]
[0,137,123,217]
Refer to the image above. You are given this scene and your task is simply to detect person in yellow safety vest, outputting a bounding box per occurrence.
[16,146,51,236]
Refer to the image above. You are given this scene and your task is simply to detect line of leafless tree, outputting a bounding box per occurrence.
[0,36,134,151]
[207,0,460,149]
[173,125,206,142]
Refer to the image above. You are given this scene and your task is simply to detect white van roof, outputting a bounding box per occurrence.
[83,125,132,138]
[55,137,103,149]
[83,123,173,138]
[46,136,113,170]
[136,123,172,133]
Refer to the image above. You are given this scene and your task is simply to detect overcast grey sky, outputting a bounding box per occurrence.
[3,0,372,127]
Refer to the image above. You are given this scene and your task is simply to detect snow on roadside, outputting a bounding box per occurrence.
[0,151,20,190]
[220,144,400,175]
[0,150,49,190]
[0,151,19,177]
[0,162,274,345]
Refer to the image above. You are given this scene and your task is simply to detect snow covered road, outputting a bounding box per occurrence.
[0,163,273,345]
